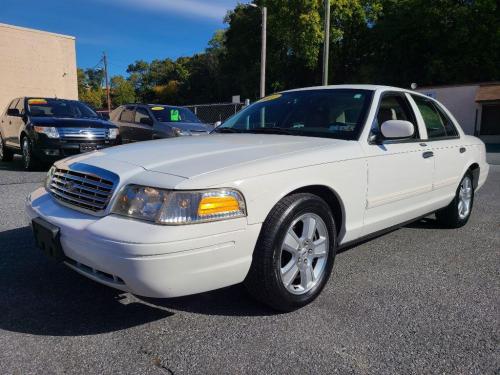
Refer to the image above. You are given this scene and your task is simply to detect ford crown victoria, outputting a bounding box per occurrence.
[26,85,489,311]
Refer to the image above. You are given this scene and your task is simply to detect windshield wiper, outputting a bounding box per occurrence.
[247,127,293,135]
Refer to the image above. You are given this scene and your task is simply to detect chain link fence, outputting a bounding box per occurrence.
[184,103,246,127]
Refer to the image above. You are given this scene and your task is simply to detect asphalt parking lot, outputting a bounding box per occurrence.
[0,156,499,375]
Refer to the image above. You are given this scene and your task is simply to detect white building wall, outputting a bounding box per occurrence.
[0,23,78,113]
[416,85,480,135]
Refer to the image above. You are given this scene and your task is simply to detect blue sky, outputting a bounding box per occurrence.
[0,0,241,76]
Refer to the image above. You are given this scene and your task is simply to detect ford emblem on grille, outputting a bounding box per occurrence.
[64,181,77,192]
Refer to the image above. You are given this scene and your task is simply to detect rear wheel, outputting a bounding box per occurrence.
[436,173,474,228]
[245,193,337,312]
[0,132,14,162]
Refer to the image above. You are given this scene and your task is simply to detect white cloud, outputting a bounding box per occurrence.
[114,0,239,21]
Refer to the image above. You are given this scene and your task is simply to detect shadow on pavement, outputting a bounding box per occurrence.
[0,155,49,172]
[0,226,172,336]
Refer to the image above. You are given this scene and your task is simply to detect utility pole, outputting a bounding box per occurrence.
[249,3,267,98]
[260,6,267,98]
[103,52,111,112]
[322,0,330,86]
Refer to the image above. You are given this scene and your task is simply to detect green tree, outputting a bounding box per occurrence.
[110,75,136,106]
[369,0,500,86]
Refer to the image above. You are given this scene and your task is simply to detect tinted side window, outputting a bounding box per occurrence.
[412,95,454,139]
[372,94,418,139]
[119,107,135,122]
[135,107,152,124]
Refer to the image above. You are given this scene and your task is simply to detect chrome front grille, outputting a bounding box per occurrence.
[58,127,109,140]
[49,165,118,214]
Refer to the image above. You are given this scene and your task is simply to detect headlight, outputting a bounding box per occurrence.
[108,128,119,139]
[45,165,56,189]
[34,126,59,138]
[173,127,192,136]
[112,186,246,225]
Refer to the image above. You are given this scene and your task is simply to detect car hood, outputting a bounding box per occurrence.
[66,134,361,185]
[159,121,209,132]
[31,116,116,128]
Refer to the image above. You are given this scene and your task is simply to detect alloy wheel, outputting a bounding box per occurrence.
[458,176,473,219]
[279,213,329,295]
[22,138,31,169]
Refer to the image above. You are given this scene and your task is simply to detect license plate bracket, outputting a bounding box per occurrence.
[32,217,64,261]
[80,143,97,153]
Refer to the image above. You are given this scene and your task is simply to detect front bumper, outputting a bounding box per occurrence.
[26,187,261,298]
[32,134,119,159]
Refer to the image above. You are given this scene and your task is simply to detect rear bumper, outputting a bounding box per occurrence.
[26,187,261,298]
[476,162,489,191]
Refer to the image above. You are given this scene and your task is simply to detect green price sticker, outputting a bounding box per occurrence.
[170,109,181,121]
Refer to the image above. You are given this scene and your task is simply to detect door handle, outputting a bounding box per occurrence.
[419,142,428,147]
[422,151,434,159]
[460,147,466,153]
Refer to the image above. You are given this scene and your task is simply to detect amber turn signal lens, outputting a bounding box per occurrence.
[197,196,240,216]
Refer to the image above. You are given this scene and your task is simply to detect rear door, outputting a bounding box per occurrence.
[410,94,465,201]
[362,91,434,235]
[2,99,20,147]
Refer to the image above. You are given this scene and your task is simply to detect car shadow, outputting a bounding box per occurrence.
[0,226,172,336]
[0,156,49,172]
[0,226,275,337]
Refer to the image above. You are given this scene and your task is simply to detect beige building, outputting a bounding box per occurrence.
[416,82,500,144]
[0,23,77,113]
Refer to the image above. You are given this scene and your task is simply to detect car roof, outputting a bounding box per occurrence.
[282,84,411,94]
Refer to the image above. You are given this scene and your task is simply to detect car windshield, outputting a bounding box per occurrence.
[215,89,373,140]
[149,106,200,123]
[27,98,99,119]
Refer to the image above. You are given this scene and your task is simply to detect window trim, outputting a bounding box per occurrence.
[367,91,422,145]
[410,94,460,141]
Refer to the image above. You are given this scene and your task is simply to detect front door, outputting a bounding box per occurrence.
[133,107,154,141]
[362,92,434,235]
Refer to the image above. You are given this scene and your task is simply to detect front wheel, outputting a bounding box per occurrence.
[436,173,474,228]
[21,137,38,170]
[244,193,337,312]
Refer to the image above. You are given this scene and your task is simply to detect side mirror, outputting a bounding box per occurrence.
[214,121,222,128]
[7,108,20,117]
[140,117,153,126]
[380,120,414,139]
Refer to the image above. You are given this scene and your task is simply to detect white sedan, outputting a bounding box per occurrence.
[26,85,489,311]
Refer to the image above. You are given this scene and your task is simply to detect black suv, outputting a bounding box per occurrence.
[0,97,119,170]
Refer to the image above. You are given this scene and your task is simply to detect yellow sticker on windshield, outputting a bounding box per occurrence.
[258,93,282,103]
[151,106,165,111]
[28,98,47,105]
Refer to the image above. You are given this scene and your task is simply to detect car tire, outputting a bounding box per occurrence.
[21,137,38,171]
[435,172,474,228]
[0,132,14,162]
[244,193,337,312]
